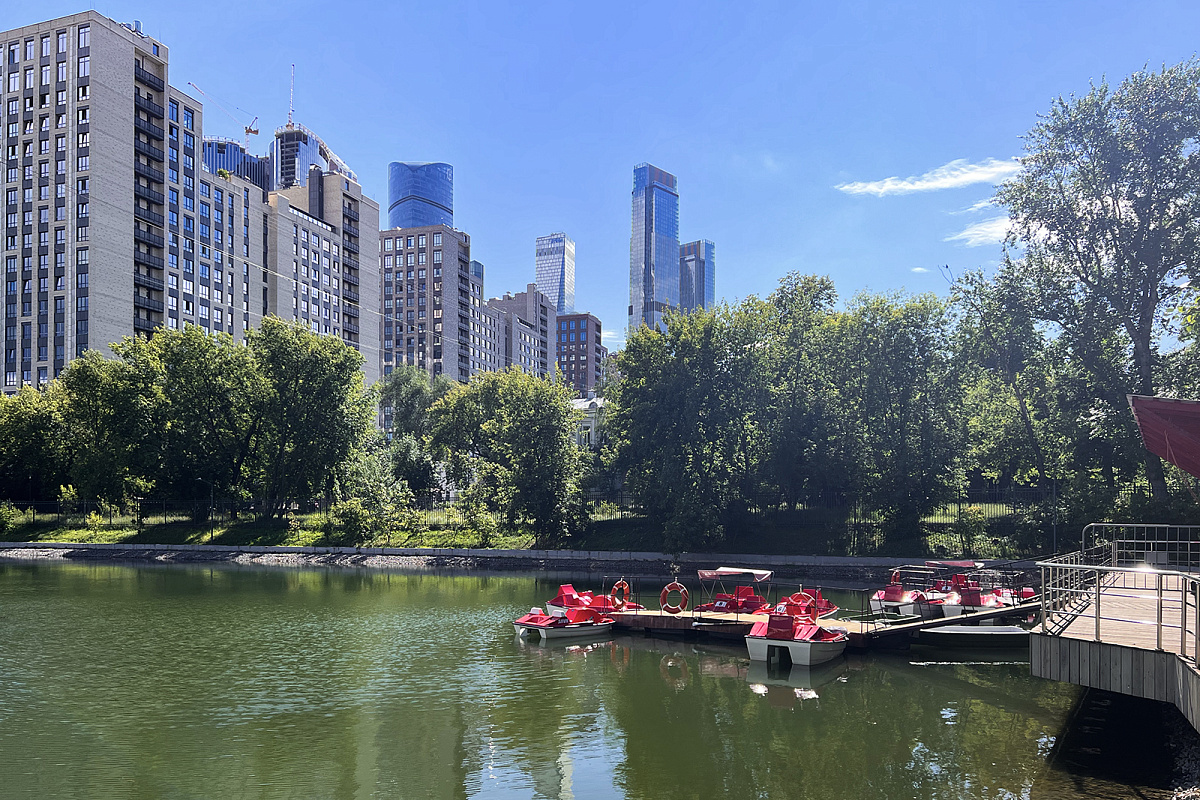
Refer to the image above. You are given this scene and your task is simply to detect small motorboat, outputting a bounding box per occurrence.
[545,583,644,616]
[513,606,615,640]
[744,613,849,666]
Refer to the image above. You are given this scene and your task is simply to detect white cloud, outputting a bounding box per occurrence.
[601,329,624,347]
[945,215,1011,247]
[836,158,1020,197]
[911,267,930,273]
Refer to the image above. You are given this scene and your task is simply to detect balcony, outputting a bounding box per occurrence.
[133,293,164,313]
[342,205,359,222]
[342,272,359,287]
[342,239,359,255]
[134,160,164,184]
[134,94,165,119]
[342,288,360,303]
[133,249,164,269]
[133,227,164,248]
[342,304,359,318]
[134,183,164,205]
[133,271,164,291]
[343,320,360,334]
[133,315,157,332]
[133,205,164,226]
[134,116,165,141]
[134,65,165,92]
[134,139,165,162]
[343,221,360,238]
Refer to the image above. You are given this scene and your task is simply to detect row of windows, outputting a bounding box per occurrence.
[383,250,441,267]
[6,27,87,66]
[6,56,89,90]
[383,233,442,250]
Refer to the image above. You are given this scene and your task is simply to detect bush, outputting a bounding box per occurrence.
[331,498,371,546]
[0,501,19,536]
[953,505,987,555]
[85,511,104,536]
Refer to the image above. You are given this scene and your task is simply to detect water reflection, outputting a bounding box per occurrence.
[0,562,1130,799]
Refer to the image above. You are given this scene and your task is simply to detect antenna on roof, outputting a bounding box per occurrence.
[287,64,295,129]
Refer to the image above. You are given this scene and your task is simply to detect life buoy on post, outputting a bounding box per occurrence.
[660,581,689,614]
[890,570,901,585]
[611,580,631,611]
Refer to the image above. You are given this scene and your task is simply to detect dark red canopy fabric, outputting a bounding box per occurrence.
[1128,395,1200,479]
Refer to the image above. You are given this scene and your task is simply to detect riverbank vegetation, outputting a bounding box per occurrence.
[5,62,1200,556]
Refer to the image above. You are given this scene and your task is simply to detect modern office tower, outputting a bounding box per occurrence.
[628,163,679,332]
[201,138,271,193]
[271,167,380,385]
[271,123,356,190]
[380,224,489,383]
[534,232,574,314]
[679,239,715,311]
[554,312,606,395]
[387,161,452,229]
[486,283,556,378]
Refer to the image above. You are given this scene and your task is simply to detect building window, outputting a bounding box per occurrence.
[77,57,89,77]
[77,26,89,48]
[168,100,178,122]
[183,107,193,130]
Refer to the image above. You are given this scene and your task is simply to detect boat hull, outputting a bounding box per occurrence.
[917,625,1029,648]
[513,621,615,640]
[744,635,848,666]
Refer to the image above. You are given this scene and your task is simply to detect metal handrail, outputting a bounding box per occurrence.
[1037,540,1200,660]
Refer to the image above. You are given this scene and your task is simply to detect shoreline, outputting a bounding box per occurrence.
[0,540,1033,586]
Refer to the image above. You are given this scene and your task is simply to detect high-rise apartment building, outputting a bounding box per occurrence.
[387,161,452,229]
[628,163,679,332]
[534,232,574,314]
[0,12,380,394]
[680,239,715,311]
[380,224,495,383]
[487,283,555,378]
[555,312,606,395]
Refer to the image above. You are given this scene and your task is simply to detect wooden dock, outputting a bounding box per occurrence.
[612,601,1041,649]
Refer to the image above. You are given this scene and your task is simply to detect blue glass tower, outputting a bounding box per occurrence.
[628,164,679,331]
[535,232,575,314]
[680,240,716,311]
[201,138,272,192]
[388,162,454,229]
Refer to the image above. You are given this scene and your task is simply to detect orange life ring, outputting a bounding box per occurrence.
[660,581,689,614]
[659,655,690,690]
[611,579,631,611]
[890,570,901,585]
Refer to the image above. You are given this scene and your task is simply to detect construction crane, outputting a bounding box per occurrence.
[187,82,259,150]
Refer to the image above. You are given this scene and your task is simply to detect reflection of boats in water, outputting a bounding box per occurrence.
[746,659,848,709]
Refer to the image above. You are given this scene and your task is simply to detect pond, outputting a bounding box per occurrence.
[0,561,1157,798]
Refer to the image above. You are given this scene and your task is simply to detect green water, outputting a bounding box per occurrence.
[0,561,1110,798]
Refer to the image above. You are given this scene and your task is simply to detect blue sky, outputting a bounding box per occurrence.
[14,1,1200,347]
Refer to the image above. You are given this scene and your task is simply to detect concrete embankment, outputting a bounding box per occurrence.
[0,541,1033,586]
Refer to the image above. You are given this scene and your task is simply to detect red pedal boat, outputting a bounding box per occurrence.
[545,583,644,616]
[513,606,615,640]
[745,613,848,666]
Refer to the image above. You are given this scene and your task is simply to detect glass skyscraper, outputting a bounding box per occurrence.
[535,232,575,314]
[680,240,716,311]
[388,162,454,229]
[270,123,357,189]
[201,138,272,192]
[628,163,679,332]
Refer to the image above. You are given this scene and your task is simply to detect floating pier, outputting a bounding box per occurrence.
[611,601,1041,649]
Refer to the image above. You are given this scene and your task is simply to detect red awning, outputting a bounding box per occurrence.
[1128,395,1200,479]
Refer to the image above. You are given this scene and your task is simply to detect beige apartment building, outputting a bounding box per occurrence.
[486,283,556,378]
[1,11,380,393]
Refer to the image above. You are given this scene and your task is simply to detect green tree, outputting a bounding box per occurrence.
[248,318,374,516]
[378,364,454,438]
[0,383,69,500]
[429,368,582,546]
[610,302,775,551]
[995,59,1200,499]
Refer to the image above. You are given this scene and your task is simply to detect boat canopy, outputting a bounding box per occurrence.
[696,567,774,582]
[1129,395,1200,479]
[924,560,983,569]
